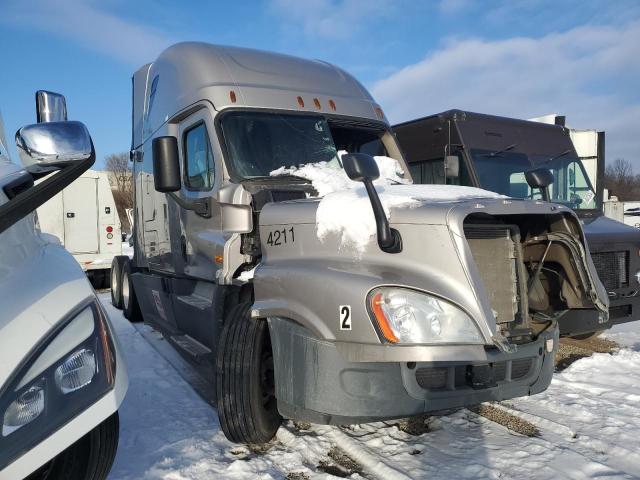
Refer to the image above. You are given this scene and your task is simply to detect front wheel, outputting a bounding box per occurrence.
[216,304,282,444]
[27,413,119,480]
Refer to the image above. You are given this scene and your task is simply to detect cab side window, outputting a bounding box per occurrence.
[184,123,215,190]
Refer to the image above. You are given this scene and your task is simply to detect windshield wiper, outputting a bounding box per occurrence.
[544,149,572,163]
[479,144,517,157]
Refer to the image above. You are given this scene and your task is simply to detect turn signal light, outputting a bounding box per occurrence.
[370,292,399,343]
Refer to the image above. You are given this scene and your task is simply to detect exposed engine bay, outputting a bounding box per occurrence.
[464,212,607,344]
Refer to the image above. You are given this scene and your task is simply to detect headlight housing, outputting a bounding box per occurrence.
[0,300,116,470]
[368,287,484,345]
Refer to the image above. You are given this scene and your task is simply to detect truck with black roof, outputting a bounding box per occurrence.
[111,43,608,444]
[393,109,639,338]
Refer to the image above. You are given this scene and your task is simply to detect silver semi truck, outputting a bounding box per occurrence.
[111,43,608,444]
[393,110,639,338]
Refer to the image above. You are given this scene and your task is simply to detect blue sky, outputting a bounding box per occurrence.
[1,0,639,169]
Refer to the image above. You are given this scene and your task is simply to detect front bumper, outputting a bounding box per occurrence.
[558,295,640,337]
[269,318,558,425]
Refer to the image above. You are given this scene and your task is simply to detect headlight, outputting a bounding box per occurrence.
[2,383,45,437]
[368,287,484,345]
[55,348,97,394]
[635,269,640,285]
[0,300,116,470]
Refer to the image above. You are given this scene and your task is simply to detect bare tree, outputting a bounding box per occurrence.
[104,152,133,232]
[604,158,638,201]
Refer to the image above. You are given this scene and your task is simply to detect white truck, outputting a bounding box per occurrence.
[36,169,122,288]
[0,92,127,479]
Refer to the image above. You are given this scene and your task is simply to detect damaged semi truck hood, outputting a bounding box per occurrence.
[253,192,609,357]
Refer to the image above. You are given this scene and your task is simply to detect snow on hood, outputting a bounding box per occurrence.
[271,152,505,254]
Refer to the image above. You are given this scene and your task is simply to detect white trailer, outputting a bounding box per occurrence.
[529,114,604,204]
[36,169,122,287]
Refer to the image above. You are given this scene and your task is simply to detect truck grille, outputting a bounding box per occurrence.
[464,226,519,324]
[415,358,535,391]
[591,251,628,290]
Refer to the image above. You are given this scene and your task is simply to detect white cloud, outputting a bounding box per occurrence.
[269,0,396,39]
[1,0,172,66]
[372,21,640,165]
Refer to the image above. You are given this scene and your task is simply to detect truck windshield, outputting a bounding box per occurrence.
[220,111,389,178]
[470,149,598,210]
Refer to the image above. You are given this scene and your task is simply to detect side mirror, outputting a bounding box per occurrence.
[444,155,459,178]
[525,168,554,189]
[342,153,402,254]
[152,136,181,192]
[16,121,93,174]
[525,167,553,202]
[36,90,67,123]
[1,120,95,235]
[342,151,380,182]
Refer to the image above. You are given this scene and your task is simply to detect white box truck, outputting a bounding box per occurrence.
[36,169,122,288]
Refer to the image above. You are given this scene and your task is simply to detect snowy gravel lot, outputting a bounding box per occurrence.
[101,293,640,480]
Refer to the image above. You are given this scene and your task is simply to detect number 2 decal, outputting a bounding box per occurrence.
[340,305,352,330]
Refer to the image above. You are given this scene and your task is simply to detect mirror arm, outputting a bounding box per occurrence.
[540,186,550,202]
[0,149,95,235]
[363,179,402,253]
[167,193,211,218]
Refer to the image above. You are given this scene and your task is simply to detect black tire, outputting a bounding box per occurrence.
[27,413,119,480]
[570,330,604,341]
[216,303,282,444]
[122,260,142,322]
[110,256,128,309]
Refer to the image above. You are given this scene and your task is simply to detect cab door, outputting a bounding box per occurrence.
[175,109,224,282]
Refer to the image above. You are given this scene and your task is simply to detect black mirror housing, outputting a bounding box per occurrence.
[342,153,380,182]
[340,152,401,254]
[152,136,181,193]
[525,168,554,189]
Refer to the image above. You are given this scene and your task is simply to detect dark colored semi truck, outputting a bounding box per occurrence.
[394,110,640,338]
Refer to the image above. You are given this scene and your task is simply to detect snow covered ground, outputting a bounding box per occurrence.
[103,293,640,479]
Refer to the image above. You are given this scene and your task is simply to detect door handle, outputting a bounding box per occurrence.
[66,212,75,218]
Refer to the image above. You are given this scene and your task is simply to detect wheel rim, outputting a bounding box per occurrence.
[259,333,277,412]
[111,267,118,293]
[122,272,130,309]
